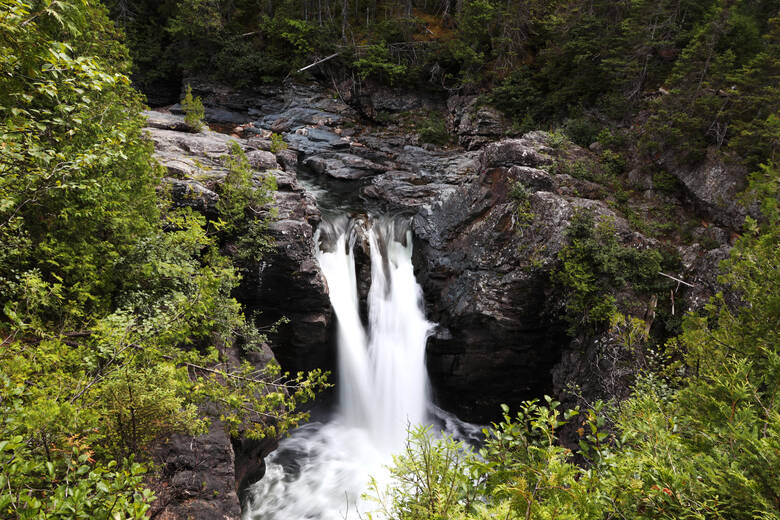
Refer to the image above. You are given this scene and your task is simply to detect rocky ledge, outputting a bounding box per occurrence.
[143,110,333,519]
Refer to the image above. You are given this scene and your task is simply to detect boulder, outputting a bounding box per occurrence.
[480,134,555,170]
[303,154,388,180]
[246,149,280,171]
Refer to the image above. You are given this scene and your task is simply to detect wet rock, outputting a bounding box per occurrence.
[232,436,278,497]
[235,185,333,374]
[148,422,241,520]
[359,148,480,211]
[363,171,459,210]
[285,128,351,155]
[275,149,298,171]
[303,154,388,180]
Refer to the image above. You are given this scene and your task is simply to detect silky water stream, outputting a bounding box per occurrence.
[242,215,477,519]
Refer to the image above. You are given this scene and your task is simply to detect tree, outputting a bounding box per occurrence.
[0,2,328,517]
[181,84,205,131]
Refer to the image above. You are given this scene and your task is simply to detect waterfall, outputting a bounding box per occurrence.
[242,215,433,520]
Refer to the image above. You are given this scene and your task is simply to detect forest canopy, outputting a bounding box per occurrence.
[110,0,778,172]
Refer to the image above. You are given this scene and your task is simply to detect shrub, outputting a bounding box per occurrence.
[596,128,628,150]
[599,149,626,177]
[353,43,407,85]
[217,142,277,261]
[181,84,205,132]
[270,132,287,154]
[418,112,450,145]
[550,158,597,181]
[563,116,600,147]
[509,181,534,227]
[652,169,683,195]
[553,209,664,336]
[545,129,569,149]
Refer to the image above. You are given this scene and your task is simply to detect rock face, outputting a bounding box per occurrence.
[148,423,242,520]
[237,185,333,374]
[661,147,748,229]
[448,95,510,150]
[143,110,333,518]
[409,134,649,421]
[145,110,333,375]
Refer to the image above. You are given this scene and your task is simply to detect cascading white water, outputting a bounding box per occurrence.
[242,215,433,520]
[364,221,430,447]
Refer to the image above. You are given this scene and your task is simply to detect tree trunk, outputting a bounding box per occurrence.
[342,0,348,40]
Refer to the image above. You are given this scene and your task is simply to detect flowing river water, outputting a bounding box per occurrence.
[242,215,477,519]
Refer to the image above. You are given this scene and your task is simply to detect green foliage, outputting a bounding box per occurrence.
[215,142,277,262]
[489,67,545,123]
[418,112,450,146]
[553,210,665,335]
[563,117,600,148]
[0,428,152,519]
[596,128,628,150]
[1,0,160,325]
[599,149,626,178]
[550,158,599,183]
[509,182,534,228]
[652,169,684,195]
[364,425,477,520]
[742,161,779,226]
[354,43,408,85]
[545,129,569,150]
[270,132,288,154]
[181,84,205,132]
[0,1,328,516]
[643,8,779,169]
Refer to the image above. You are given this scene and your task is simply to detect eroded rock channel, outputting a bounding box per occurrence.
[144,80,731,519]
